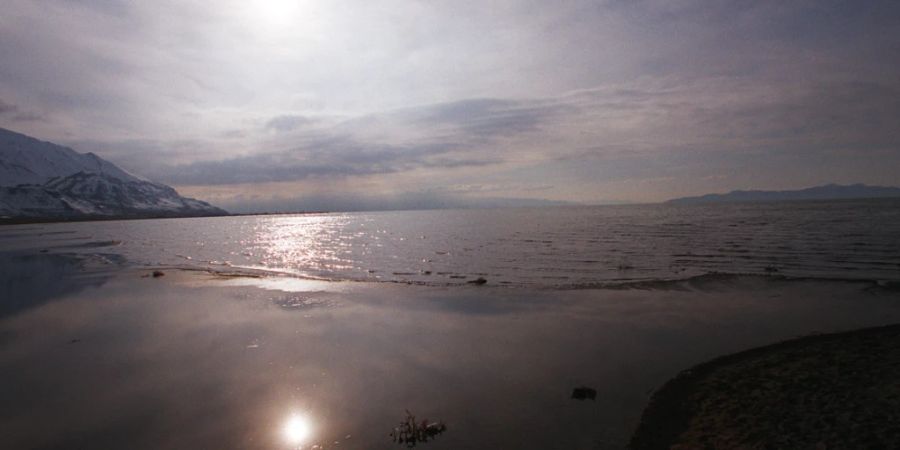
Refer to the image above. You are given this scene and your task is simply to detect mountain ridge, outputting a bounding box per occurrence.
[0,128,144,186]
[667,183,900,204]
[0,127,227,221]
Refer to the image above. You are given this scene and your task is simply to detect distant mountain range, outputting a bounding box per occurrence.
[0,127,226,221]
[667,184,900,204]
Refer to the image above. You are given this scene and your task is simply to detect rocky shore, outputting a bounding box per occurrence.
[630,324,900,449]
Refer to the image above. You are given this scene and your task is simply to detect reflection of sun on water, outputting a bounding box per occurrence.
[253,215,357,277]
[283,413,312,445]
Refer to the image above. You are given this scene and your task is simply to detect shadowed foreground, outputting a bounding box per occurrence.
[631,324,900,449]
[3,252,900,448]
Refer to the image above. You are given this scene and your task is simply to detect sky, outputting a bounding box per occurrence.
[1,0,899,212]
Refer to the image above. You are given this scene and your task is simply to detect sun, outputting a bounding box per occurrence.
[282,413,312,445]
[255,0,301,27]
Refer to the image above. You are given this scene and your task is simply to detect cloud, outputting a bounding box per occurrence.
[155,138,492,185]
[140,95,573,186]
[0,99,43,122]
[435,183,555,194]
[403,98,575,140]
[65,75,900,200]
[2,0,900,206]
[265,115,315,132]
[213,190,572,214]
[0,99,14,115]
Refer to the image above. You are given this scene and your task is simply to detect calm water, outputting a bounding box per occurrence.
[2,199,899,287]
[3,266,900,449]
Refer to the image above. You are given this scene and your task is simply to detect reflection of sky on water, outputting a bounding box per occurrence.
[0,251,110,318]
[2,270,900,448]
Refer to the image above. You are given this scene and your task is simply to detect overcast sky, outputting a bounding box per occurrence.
[1,0,899,211]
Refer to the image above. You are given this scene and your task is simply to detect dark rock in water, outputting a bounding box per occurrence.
[152,270,165,278]
[572,386,597,400]
[467,277,487,285]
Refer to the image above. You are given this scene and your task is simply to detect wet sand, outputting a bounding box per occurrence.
[2,256,900,449]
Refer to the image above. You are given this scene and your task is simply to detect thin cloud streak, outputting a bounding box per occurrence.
[147,78,900,191]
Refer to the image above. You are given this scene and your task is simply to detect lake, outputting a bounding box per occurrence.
[1,200,899,449]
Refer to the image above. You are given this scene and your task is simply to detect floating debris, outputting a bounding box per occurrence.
[571,386,597,400]
[467,277,487,285]
[152,270,165,278]
[390,410,446,447]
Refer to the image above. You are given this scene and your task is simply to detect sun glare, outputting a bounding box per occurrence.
[255,0,300,27]
[282,413,312,445]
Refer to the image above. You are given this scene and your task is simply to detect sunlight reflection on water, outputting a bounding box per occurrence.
[219,275,343,293]
[5,201,900,287]
[282,413,313,446]
[254,215,358,277]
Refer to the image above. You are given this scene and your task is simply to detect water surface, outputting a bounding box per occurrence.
[1,268,900,449]
[2,200,898,287]
[2,201,900,448]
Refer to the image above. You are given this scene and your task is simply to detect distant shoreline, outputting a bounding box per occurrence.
[666,183,900,204]
[0,212,231,226]
[6,196,900,226]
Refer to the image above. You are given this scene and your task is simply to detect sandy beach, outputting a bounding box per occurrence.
[3,251,900,449]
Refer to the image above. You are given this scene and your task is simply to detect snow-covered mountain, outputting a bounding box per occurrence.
[0,127,227,221]
[0,128,144,186]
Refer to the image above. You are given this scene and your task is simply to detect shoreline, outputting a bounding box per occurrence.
[8,245,900,295]
[630,323,900,449]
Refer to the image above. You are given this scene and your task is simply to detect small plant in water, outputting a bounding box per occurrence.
[390,410,446,447]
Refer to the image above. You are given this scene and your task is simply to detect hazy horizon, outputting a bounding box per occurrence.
[2,0,899,212]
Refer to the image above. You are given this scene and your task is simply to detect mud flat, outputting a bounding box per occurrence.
[630,324,900,449]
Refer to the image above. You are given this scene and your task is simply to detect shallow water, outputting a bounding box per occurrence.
[1,199,899,288]
[1,265,900,449]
